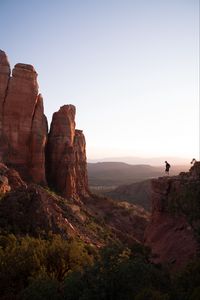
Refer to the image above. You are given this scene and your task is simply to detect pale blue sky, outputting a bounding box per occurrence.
[0,0,199,160]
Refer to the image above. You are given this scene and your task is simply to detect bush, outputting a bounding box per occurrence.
[0,234,93,299]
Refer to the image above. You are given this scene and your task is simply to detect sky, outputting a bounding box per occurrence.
[0,0,199,162]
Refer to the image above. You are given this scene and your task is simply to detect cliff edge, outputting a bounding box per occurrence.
[145,161,200,270]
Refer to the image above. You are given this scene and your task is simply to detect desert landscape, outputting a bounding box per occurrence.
[0,1,199,299]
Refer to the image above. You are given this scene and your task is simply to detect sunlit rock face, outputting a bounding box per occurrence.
[0,52,48,184]
[46,105,89,199]
[0,50,89,199]
[145,162,200,270]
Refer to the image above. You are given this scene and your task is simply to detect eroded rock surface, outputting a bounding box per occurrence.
[0,163,26,194]
[145,162,200,270]
[0,50,89,199]
[46,105,88,199]
[0,55,47,184]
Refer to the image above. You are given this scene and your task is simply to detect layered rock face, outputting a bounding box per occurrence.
[145,162,200,270]
[0,50,89,199]
[46,105,88,198]
[0,54,47,184]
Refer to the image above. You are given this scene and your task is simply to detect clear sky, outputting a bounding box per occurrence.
[0,0,199,161]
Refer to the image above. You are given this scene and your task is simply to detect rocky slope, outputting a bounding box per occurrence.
[0,163,149,247]
[145,162,200,270]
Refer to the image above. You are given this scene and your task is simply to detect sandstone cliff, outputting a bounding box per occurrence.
[0,50,88,198]
[0,52,47,184]
[46,105,88,199]
[145,162,200,270]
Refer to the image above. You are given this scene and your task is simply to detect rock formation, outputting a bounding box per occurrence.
[0,50,88,198]
[0,50,10,133]
[46,105,88,199]
[74,129,88,197]
[145,162,200,270]
[0,162,26,194]
[0,54,48,184]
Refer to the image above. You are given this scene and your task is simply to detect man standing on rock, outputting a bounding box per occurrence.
[165,161,171,176]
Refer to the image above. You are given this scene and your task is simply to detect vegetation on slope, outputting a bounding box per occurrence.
[0,164,200,299]
[1,233,200,300]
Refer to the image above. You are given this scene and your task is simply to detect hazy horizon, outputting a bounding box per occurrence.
[0,0,199,160]
[87,155,192,166]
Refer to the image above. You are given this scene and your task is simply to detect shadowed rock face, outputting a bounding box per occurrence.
[0,50,10,133]
[0,162,26,193]
[74,129,88,197]
[46,105,88,199]
[0,54,48,184]
[145,162,200,270]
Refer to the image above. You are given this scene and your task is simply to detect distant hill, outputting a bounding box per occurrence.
[105,180,152,211]
[88,162,188,188]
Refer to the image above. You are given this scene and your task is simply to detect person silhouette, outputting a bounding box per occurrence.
[165,161,171,175]
[190,158,196,165]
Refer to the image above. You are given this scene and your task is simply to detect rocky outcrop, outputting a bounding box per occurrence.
[0,163,26,194]
[46,105,88,199]
[0,184,78,238]
[145,162,200,270]
[0,50,89,199]
[0,51,10,133]
[29,94,48,183]
[74,129,88,197]
[0,56,48,184]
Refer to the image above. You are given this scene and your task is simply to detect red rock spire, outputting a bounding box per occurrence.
[0,53,47,184]
[46,105,88,199]
[0,50,89,198]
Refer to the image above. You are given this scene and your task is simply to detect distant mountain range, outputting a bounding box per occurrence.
[87,161,188,187]
[88,156,191,166]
